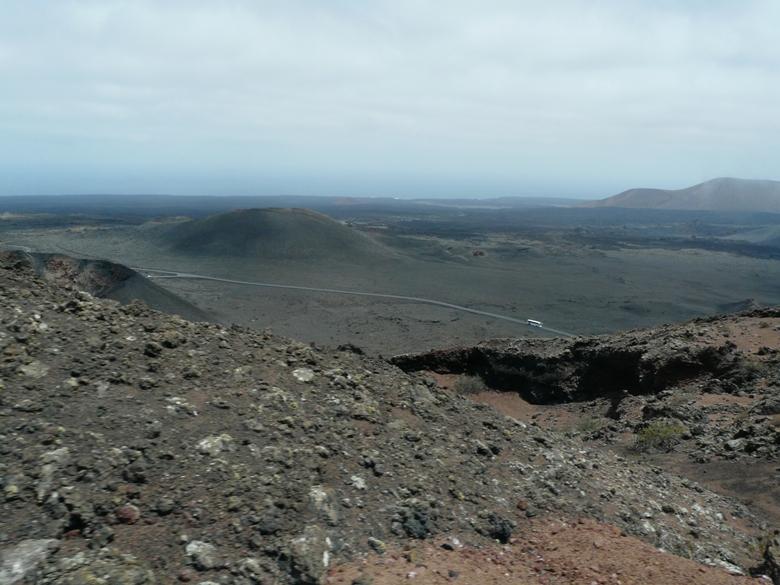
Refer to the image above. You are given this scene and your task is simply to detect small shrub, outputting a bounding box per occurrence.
[575,417,605,435]
[454,374,487,395]
[632,421,686,452]
[733,361,764,384]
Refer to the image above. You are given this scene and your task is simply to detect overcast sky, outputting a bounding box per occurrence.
[1,1,778,198]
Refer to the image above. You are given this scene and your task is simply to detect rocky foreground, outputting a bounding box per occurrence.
[0,253,777,584]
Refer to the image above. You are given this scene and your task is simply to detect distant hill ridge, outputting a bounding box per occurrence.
[157,207,395,260]
[586,178,780,213]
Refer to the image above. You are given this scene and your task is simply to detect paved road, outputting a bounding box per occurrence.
[0,242,575,336]
[137,267,576,337]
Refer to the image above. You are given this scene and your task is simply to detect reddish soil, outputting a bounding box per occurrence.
[327,517,763,585]
[471,390,540,420]
[430,371,780,571]
[695,394,756,408]
[426,371,585,431]
[426,372,460,391]
[703,317,780,358]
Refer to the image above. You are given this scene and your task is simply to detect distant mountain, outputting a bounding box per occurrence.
[585,178,780,213]
[157,207,395,260]
[0,250,211,322]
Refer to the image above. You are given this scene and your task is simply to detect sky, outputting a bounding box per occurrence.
[1,1,779,199]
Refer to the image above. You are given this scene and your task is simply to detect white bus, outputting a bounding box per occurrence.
[527,319,543,328]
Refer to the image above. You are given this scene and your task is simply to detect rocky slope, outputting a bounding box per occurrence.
[392,309,780,463]
[0,256,775,583]
[0,250,212,323]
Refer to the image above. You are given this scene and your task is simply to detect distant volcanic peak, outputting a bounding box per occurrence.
[587,177,780,213]
[160,207,392,260]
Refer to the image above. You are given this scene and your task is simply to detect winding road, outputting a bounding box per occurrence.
[0,241,575,336]
[136,267,576,337]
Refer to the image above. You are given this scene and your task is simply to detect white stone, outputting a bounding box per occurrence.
[0,539,59,584]
[196,434,234,456]
[293,368,315,382]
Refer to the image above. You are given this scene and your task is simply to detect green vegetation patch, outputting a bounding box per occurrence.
[575,416,606,435]
[632,421,687,452]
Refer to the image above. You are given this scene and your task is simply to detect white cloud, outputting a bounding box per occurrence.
[0,0,779,196]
